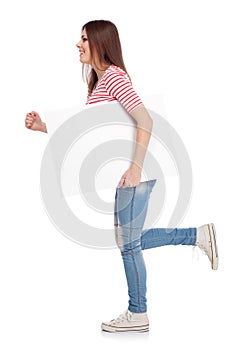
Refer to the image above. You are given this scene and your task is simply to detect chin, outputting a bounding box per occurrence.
[80,58,90,64]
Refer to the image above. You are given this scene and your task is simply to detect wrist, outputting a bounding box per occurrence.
[41,122,47,133]
[130,162,142,171]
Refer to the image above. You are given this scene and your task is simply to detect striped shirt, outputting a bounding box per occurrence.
[86,65,143,113]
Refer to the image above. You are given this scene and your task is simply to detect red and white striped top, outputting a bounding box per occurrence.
[86,65,143,113]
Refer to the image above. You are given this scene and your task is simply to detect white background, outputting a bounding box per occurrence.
[1,0,233,349]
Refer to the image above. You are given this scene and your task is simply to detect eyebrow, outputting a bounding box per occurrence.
[81,35,87,39]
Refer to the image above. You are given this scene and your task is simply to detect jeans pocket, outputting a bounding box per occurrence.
[117,179,157,190]
[148,179,157,187]
[117,185,135,193]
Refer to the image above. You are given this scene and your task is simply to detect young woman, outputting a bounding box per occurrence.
[25,20,218,333]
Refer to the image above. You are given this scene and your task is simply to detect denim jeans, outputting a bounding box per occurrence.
[114,179,197,313]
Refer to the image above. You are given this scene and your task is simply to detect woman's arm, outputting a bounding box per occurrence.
[117,104,153,188]
[40,122,48,133]
[104,68,153,187]
[129,104,153,169]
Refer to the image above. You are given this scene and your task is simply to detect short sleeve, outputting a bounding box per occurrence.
[104,70,143,113]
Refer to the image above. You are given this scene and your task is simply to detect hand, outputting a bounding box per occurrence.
[25,111,47,132]
[117,164,142,188]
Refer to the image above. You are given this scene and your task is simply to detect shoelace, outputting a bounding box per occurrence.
[114,310,132,324]
[198,242,209,255]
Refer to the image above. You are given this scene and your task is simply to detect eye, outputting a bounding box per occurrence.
[82,37,88,42]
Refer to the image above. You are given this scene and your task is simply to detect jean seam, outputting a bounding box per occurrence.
[141,236,196,247]
[130,187,141,312]
[129,187,136,251]
[119,225,144,229]
[131,251,141,313]
[121,249,141,257]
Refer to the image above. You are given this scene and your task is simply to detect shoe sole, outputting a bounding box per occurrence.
[207,223,218,270]
[101,323,149,333]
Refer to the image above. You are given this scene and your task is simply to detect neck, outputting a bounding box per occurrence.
[92,62,110,80]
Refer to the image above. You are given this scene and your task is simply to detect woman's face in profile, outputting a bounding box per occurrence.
[76,28,92,64]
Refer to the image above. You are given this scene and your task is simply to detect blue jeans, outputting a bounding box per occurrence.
[114,180,197,313]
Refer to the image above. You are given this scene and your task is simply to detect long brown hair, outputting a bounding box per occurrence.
[81,20,129,94]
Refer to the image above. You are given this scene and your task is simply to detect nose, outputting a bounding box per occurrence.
[76,40,82,49]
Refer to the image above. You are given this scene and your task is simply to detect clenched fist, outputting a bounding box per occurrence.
[25,111,47,133]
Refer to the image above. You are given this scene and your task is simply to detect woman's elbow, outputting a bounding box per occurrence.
[147,116,153,132]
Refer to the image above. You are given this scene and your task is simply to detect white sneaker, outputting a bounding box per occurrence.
[196,223,218,270]
[101,310,149,333]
